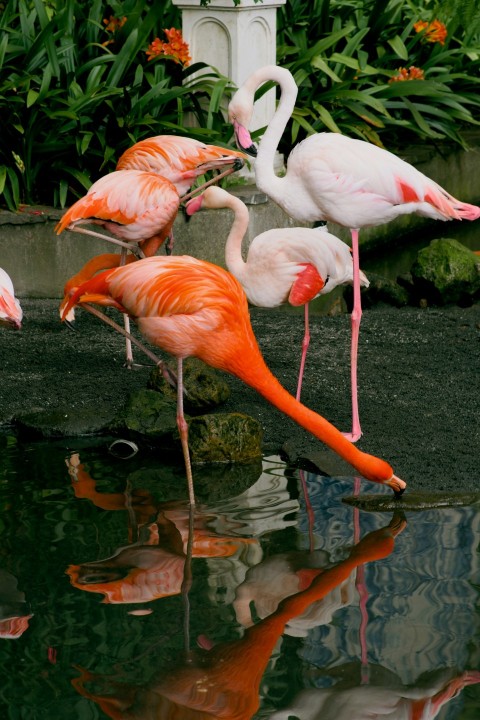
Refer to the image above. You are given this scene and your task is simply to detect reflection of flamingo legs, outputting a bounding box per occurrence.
[353,476,369,684]
[298,470,315,552]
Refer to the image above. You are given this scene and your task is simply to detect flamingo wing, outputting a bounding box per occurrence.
[117,135,247,194]
[55,171,180,240]
[0,268,22,328]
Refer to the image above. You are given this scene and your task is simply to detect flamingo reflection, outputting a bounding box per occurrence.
[66,453,260,605]
[0,568,33,639]
[71,514,405,719]
[270,669,480,720]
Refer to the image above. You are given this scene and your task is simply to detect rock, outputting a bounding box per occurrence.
[187,413,263,463]
[348,272,410,308]
[148,358,230,414]
[15,405,114,438]
[116,389,179,439]
[410,238,480,305]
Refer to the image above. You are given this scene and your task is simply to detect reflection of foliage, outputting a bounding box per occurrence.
[276,0,480,151]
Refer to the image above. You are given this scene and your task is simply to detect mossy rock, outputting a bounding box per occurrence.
[148,357,230,414]
[187,412,263,464]
[411,238,480,305]
[117,388,180,438]
[15,405,114,438]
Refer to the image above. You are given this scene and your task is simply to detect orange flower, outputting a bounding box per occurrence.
[389,66,425,83]
[146,28,191,67]
[103,15,127,33]
[414,19,447,45]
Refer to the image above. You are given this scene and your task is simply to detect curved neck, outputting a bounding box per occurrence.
[250,67,297,194]
[222,195,250,285]
[223,340,392,485]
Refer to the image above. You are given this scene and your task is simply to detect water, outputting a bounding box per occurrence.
[0,434,479,719]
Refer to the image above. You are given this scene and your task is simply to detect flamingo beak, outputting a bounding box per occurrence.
[233,120,257,157]
[387,474,407,498]
[185,194,205,217]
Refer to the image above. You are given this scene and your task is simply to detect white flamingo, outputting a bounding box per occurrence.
[0,268,22,330]
[186,185,369,438]
[228,64,480,439]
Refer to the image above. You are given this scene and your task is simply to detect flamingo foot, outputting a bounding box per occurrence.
[342,431,362,443]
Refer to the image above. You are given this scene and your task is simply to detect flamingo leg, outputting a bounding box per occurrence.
[119,248,135,369]
[176,357,196,508]
[80,303,177,387]
[343,228,362,442]
[65,224,144,257]
[295,303,310,402]
[179,166,236,204]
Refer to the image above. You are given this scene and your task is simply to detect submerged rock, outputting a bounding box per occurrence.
[411,238,480,305]
[148,358,230,414]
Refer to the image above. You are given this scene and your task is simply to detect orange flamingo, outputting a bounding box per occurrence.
[55,169,180,259]
[71,515,405,720]
[60,255,407,506]
[56,170,181,367]
[186,185,370,438]
[0,267,22,330]
[116,134,247,196]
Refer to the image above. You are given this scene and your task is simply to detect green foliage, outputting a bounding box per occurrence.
[0,0,237,210]
[276,0,480,152]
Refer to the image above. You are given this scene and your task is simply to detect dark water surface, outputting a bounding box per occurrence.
[1,435,479,719]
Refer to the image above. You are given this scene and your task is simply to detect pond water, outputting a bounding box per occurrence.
[0,434,479,719]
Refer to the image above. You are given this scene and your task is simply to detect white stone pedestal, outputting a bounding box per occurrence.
[172,0,286,135]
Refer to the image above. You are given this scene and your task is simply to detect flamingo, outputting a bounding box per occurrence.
[60,254,406,506]
[56,170,181,366]
[0,268,22,330]
[116,134,247,196]
[186,185,369,438]
[228,64,480,440]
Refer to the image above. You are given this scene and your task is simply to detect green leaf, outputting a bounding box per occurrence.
[26,89,39,108]
[387,35,409,61]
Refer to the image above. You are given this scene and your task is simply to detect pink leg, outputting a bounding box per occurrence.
[176,357,196,508]
[343,228,362,442]
[353,476,370,684]
[296,303,310,402]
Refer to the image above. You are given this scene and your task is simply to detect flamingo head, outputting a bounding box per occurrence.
[185,187,236,217]
[228,87,257,157]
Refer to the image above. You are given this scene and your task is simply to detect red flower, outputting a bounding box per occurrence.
[414,19,447,45]
[389,66,425,83]
[146,28,191,67]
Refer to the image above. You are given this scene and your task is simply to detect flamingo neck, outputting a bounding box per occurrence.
[224,343,393,485]
[223,195,250,285]
[252,67,297,197]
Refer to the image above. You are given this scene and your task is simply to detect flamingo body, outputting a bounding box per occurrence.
[0,268,22,329]
[116,134,247,195]
[55,170,180,250]
[228,65,480,228]
[61,255,405,494]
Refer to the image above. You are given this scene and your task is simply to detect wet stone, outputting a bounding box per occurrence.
[116,388,179,439]
[148,358,230,415]
[15,405,114,438]
[343,490,480,512]
[187,412,263,464]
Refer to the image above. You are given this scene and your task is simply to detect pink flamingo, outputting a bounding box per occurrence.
[228,64,480,440]
[0,268,22,330]
[60,254,406,506]
[186,185,369,437]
